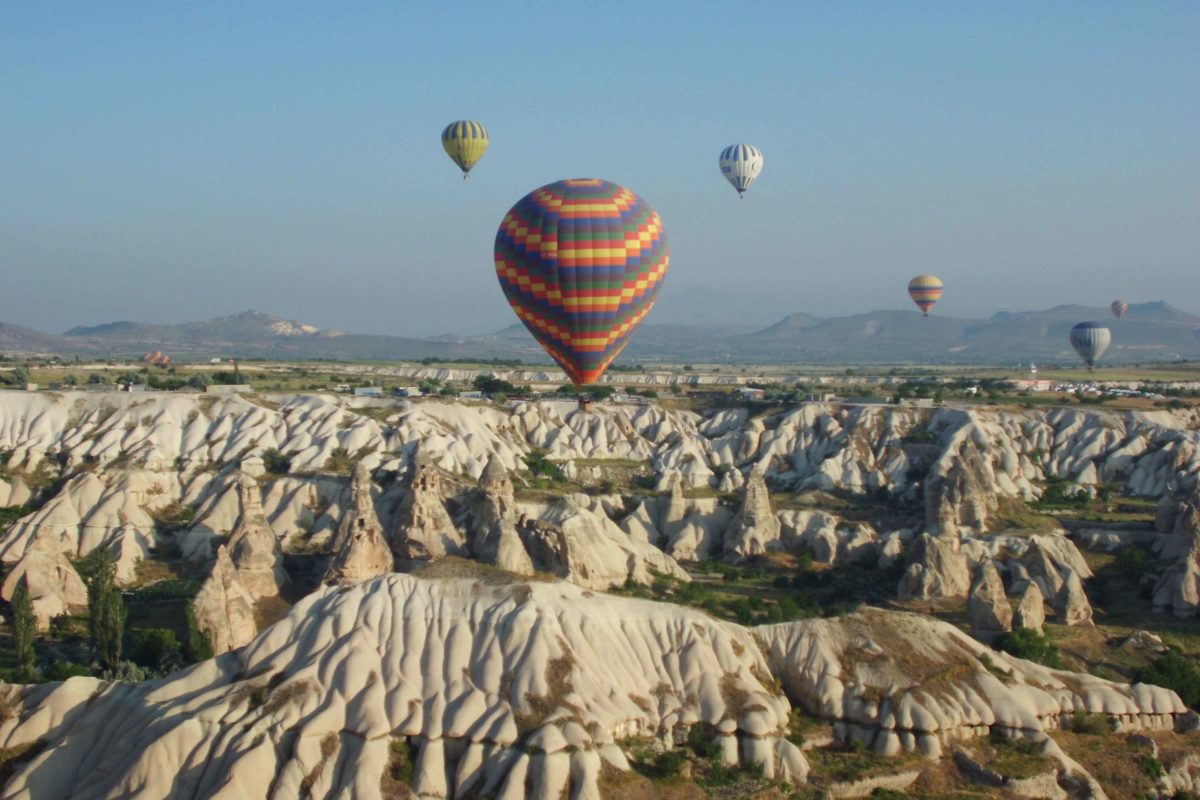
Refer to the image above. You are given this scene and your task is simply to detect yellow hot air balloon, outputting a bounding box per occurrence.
[441,120,489,179]
[908,274,944,316]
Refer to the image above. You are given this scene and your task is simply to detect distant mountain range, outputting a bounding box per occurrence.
[2,305,1199,365]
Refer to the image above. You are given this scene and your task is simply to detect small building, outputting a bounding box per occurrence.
[457,391,484,400]
[394,386,423,397]
[205,384,252,395]
[333,384,351,393]
[20,382,38,392]
[735,387,766,400]
[125,383,147,393]
[353,387,383,397]
[804,392,837,403]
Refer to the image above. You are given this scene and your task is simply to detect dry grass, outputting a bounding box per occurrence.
[1050,729,1161,798]
[597,761,709,800]
[300,732,339,793]
[970,736,1055,780]
[514,651,576,736]
[253,595,292,631]
[379,738,416,800]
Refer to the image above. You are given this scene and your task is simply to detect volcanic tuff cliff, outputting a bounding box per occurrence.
[1,391,1199,797]
[0,574,1192,800]
[0,392,1197,593]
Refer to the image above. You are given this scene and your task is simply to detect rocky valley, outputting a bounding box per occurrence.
[0,390,1198,799]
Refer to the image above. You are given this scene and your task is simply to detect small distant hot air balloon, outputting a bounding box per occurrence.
[441,120,489,179]
[1069,321,1111,370]
[718,144,764,198]
[495,178,668,388]
[1111,300,1128,320]
[908,275,944,316]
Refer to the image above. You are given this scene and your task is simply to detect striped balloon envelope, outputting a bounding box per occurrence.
[441,120,489,179]
[1069,321,1111,369]
[908,274,944,316]
[719,144,764,197]
[494,179,668,387]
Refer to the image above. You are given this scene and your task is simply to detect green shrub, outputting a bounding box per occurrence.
[130,628,180,669]
[1068,710,1112,735]
[1135,648,1200,709]
[262,449,292,475]
[1138,754,1166,780]
[184,603,214,663]
[43,661,90,681]
[523,450,564,482]
[994,628,1063,669]
[9,576,36,679]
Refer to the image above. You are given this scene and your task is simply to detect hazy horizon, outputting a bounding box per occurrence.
[3,2,1197,338]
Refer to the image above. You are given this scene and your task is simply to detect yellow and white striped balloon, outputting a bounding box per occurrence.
[908,274,944,316]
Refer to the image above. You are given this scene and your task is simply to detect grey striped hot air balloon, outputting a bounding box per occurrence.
[1111,300,1128,320]
[1069,321,1111,370]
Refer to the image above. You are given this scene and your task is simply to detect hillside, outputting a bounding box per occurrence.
[2,302,1199,364]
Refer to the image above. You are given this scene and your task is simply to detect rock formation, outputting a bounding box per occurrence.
[1013,581,1046,633]
[723,468,781,558]
[897,533,971,600]
[391,448,467,560]
[0,550,87,630]
[966,558,1012,644]
[756,608,1187,760]
[1153,483,1200,617]
[1055,568,1094,626]
[226,472,288,598]
[1020,538,1068,601]
[518,495,689,589]
[465,456,534,575]
[924,438,999,538]
[323,462,393,586]
[0,575,808,799]
[192,544,258,653]
[0,393,1197,579]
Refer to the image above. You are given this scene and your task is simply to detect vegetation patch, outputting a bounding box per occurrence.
[805,740,921,783]
[380,737,416,798]
[994,627,1063,668]
[1134,648,1200,709]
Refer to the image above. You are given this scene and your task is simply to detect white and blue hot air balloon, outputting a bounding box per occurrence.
[718,144,764,198]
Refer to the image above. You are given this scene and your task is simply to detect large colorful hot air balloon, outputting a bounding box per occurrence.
[441,120,489,179]
[907,275,944,316]
[1069,321,1111,369]
[495,179,668,387]
[1111,300,1128,320]
[719,144,764,198]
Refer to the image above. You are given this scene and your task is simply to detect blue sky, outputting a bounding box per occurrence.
[2,1,1197,336]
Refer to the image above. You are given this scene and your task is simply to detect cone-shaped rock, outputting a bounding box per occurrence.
[1056,568,1094,626]
[0,550,87,630]
[724,469,781,558]
[467,456,533,575]
[392,447,467,560]
[966,558,1012,644]
[227,472,288,599]
[1013,580,1046,633]
[324,462,393,586]
[897,533,970,600]
[193,544,258,653]
[1152,483,1200,617]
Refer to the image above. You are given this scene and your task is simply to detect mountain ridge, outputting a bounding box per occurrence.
[3,303,1198,365]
